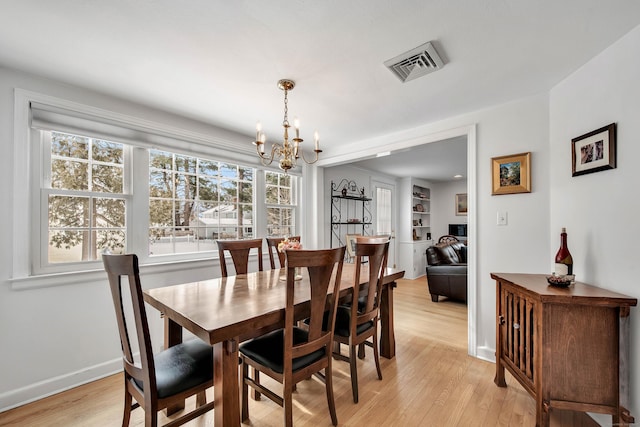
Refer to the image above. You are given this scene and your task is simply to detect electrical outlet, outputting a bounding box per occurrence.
[497,211,508,226]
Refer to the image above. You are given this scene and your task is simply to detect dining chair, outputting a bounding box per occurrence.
[332,236,389,403]
[265,236,301,269]
[101,253,215,427]
[216,238,264,277]
[239,246,346,427]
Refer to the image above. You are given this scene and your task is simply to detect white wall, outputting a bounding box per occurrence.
[431,179,468,240]
[549,25,640,423]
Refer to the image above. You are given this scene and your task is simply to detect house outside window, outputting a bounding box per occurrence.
[149,150,254,256]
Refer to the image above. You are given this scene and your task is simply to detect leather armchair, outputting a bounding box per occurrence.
[425,240,467,303]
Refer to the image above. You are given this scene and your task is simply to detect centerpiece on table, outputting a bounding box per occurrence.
[278,237,303,280]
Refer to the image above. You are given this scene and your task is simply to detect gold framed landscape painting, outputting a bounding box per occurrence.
[491,152,531,195]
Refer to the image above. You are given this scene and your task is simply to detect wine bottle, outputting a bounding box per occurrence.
[554,227,573,275]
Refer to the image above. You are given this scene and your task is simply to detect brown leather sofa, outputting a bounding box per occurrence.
[425,239,467,303]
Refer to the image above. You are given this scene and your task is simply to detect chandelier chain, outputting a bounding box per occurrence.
[283,88,289,126]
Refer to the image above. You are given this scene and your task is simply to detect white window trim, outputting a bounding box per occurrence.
[11,89,302,290]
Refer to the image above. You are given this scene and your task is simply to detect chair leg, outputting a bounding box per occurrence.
[349,344,359,403]
[122,389,133,427]
[252,367,261,400]
[325,365,338,426]
[357,342,366,359]
[144,407,157,427]
[372,332,383,380]
[283,381,294,427]
[241,360,250,421]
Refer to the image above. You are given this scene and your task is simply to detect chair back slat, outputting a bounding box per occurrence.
[102,254,157,395]
[354,237,390,320]
[284,247,345,358]
[216,238,264,276]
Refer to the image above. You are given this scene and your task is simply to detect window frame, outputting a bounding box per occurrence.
[264,170,298,237]
[12,89,301,288]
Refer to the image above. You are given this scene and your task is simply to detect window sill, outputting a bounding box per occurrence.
[9,256,220,291]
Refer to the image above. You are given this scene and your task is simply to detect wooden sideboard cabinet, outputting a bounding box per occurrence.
[491,273,637,427]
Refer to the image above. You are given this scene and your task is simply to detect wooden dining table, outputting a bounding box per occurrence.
[143,263,405,427]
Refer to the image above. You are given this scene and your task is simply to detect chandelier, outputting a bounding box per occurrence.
[254,79,322,172]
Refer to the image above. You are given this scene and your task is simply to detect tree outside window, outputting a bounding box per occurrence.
[149,150,254,255]
[47,132,125,263]
[265,171,296,237]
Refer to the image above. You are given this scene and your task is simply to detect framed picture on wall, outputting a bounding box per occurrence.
[491,152,531,195]
[345,234,360,257]
[571,123,616,177]
[455,193,467,216]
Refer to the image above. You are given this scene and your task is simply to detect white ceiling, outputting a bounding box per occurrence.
[1,1,639,181]
[348,136,468,183]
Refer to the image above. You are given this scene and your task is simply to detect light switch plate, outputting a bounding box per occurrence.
[497,211,508,226]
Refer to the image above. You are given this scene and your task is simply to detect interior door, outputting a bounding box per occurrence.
[372,180,396,268]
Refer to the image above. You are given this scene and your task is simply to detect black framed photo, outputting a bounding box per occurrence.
[571,123,616,177]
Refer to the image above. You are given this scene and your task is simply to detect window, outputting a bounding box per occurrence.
[149,150,254,256]
[44,131,127,264]
[15,91,298,283]
[265,171,296,237]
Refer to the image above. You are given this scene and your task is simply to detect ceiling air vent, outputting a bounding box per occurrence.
[384,41,445,83]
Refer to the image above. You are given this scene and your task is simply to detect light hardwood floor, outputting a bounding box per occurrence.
[0,278,598,426]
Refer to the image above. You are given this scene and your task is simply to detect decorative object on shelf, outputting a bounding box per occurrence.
[278,237,303,280]
[413,191,427,199]
[455,193,467,216]
[554,227,573,276]
[253,79,322,172]
[491,152,531,195]
[347,218,362,223]
[571,122,616,177]
[546,273,575,287]
[412,229,419,240]
[415,203,424,212]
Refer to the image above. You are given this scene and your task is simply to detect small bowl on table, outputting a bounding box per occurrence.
[546,273,575,288]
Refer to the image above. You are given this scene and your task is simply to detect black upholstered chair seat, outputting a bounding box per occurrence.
[240,328,325,374]
[134,339,213,399]
[333,305,374,337]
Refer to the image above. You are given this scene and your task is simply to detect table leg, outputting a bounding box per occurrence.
[164,316,185,415]
[379,281,396,359]
[214,339,241,427]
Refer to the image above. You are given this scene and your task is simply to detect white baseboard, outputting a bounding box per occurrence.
[476,345,496,363]
[0,357,122,412]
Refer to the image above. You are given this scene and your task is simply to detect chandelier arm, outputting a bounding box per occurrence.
[298,148,323,165]
[256,142,283,166]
